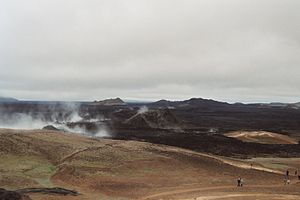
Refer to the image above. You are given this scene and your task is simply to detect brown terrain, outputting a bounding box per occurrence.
[1,98,300,199]
[1,129,300,200]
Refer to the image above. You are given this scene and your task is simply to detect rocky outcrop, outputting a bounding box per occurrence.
[0,188,31,200]
[42,125,60,131]
[16,187,79,196]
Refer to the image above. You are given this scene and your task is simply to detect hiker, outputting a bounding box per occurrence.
[240,178,244,187]
[295,170,298,176]
[237,177,244,187]
[284,176,290,185]
[286,170,289,177]
[298,175,300,181]
[237,178,241,187]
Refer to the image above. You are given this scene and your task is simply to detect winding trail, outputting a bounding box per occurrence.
[154,145,284,174]
[195,193,300,200]
[58,143,118,164]
[140,184,292,200]
[59,147,90,163]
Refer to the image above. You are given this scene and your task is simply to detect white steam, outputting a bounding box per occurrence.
[0,113,48,129]
[138,106,149,114]
[0,102,110,138]
[69,112,83,123]
[94,127,110,137]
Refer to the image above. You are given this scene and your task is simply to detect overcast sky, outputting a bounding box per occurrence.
[0,0,299,103]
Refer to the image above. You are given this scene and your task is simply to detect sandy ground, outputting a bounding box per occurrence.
[224,131,298,144]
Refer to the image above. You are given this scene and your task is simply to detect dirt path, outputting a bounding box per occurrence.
[59,147,90,163]
[59,143,118,164]
[140,184,290,200]
[154,145,284,174]
[194,193,300,200]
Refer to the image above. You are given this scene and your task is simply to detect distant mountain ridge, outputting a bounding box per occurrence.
[0,97,18,102]
[150,98,300,110]
[151,98,229,108]
[1,96,299,109]
[91,97,126,106]
[257,102,300,109]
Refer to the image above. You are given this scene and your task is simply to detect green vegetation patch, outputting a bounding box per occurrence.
[0,154,57,187]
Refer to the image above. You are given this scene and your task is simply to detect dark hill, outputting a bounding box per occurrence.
[90,98,126,106]
[151,98,229,108]
[0,97,18,102]
[124,109,180,129]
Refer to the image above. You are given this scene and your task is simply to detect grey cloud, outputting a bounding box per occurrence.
[0,0,300,102]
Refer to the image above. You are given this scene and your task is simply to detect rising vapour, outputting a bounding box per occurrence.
[0,102,111,137]
[138,106,149,114]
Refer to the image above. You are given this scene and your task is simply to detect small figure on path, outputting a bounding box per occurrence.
[284,176,290,185]
[237,177,243,187]
[240,178,244,187]
[237,178,241,187]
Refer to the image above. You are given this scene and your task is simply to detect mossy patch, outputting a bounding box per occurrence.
[0,154,57,188]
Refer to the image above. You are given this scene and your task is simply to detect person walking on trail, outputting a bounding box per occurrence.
[237,177,243,187]
[237,178,241,187]
[284,176,290,185]
[240,178,244,187]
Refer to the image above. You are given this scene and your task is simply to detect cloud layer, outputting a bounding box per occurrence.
[0,0,299,102]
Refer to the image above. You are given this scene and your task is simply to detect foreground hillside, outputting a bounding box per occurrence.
[0,129,300,200]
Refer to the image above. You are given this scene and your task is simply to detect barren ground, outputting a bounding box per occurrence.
[0,129,300,200]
